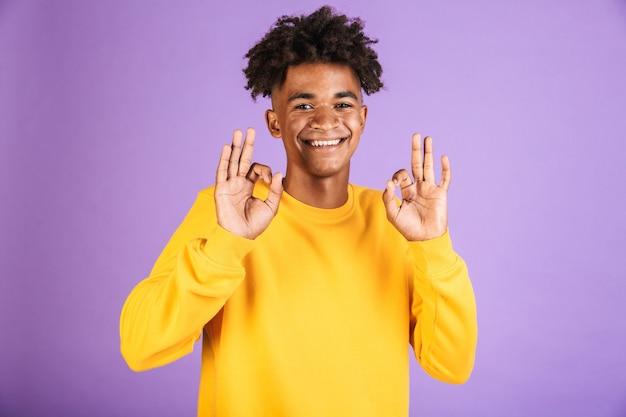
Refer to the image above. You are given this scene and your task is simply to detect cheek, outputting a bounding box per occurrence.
[347,115,365,133]
[284,117,308,134]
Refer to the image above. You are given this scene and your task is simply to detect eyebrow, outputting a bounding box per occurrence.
[335,91,358,100]
[288,93,315,102]
[287,91,359,102]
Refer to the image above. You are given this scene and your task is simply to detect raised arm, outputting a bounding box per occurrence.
[383,133,477,383]
[120,128,283,371]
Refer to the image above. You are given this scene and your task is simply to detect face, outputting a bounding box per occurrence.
[265,62,368,183]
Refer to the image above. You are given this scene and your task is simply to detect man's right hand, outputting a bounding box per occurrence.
[214,128,284,240]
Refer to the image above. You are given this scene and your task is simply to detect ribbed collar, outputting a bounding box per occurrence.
[254,181,356,225]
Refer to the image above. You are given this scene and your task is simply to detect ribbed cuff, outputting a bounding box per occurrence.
[197,224,255,267]
[408,229,458,275]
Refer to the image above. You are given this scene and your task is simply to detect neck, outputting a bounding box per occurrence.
[283,171,350,209]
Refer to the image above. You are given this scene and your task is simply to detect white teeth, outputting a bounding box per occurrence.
[310,139,341,147]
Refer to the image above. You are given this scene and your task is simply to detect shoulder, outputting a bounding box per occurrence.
[350,183,388,216]
[198,184,217,199]
[186,185,217,216]
[350,184,405,240]
[351,184,384,205]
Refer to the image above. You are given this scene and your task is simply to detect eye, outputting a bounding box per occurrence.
[335,102,353,109]
[295,103,313,110]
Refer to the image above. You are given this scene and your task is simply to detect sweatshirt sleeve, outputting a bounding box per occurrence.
[119,188,254,372]
[408,230,478,384]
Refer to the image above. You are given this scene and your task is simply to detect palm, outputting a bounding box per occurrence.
[214,128,283,240]
[383,134,450,241]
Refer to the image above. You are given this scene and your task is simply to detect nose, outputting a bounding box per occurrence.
[310,106,339,130]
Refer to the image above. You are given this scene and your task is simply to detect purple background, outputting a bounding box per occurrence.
[1,1,625,416]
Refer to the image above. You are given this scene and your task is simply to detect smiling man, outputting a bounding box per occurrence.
[265,62,366,208]
[120,6,477,417]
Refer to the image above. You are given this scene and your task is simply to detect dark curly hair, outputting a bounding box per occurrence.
[244,6,383,100]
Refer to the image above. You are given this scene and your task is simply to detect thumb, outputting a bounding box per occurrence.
[382,179,400,221]
[264,172,284,214]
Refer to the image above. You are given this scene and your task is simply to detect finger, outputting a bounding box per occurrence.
[410,133,423,182]
[391,169,412,189]
[392,169,417,202]
[264,172,284,214]
[422,136,435,183]
[382,179,401,221]
[246,163,273,184]
[440,155,451,191]
[238,127,256,177]
[216,144,232,183]
[228,130,243,179]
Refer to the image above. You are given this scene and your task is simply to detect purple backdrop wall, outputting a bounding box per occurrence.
[1,1,625,416]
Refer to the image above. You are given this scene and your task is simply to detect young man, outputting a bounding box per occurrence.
[120,6,477,416]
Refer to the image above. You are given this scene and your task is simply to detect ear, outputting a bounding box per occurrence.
[359,104,368,132]
[265,109,282,138]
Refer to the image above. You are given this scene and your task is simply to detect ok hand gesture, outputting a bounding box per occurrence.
[214,128,284,240]
[382,134,450,241]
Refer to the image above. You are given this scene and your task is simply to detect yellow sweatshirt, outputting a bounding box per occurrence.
[120,181,477,417]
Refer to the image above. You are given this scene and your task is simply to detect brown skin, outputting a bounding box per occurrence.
[382,133,451,241]
[214,62,450,241]
[265,62,368,208]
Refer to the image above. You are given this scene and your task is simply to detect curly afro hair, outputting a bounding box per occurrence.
[244,6,383,100]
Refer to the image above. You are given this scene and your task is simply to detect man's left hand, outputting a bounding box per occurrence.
[382,133,450,241]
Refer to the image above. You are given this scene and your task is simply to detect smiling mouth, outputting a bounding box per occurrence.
[303,138,347,147]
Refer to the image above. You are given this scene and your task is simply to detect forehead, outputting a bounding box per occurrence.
[275,63,362,98]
